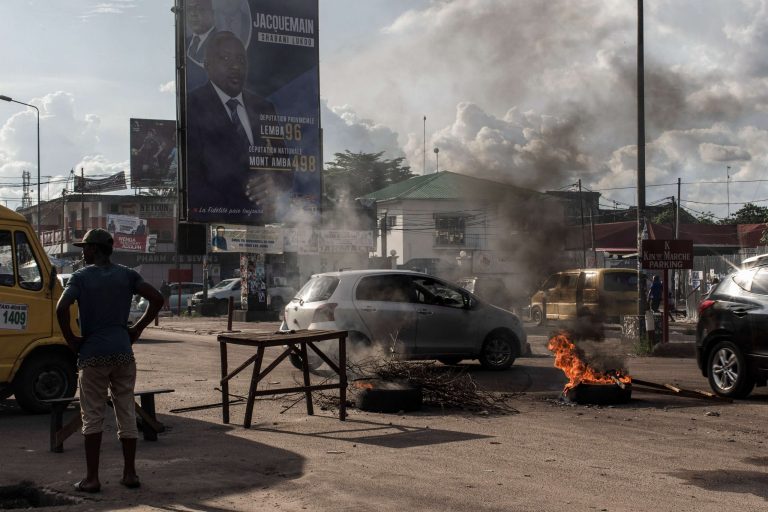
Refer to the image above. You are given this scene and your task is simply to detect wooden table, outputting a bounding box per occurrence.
[217,329,348,428]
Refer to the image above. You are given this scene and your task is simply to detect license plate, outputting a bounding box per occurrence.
[0,303,28,330]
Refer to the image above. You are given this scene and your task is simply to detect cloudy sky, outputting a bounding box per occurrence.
[1,0,766,220]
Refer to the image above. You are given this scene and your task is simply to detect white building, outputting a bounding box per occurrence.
[361,171,568,290]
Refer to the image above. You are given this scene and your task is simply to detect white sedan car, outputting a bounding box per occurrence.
[284,269,529,370]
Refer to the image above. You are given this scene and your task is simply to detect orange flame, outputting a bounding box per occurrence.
[353,381,374,390]
[547,332,631,392]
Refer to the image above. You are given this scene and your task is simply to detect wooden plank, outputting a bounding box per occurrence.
[55,415,83,447]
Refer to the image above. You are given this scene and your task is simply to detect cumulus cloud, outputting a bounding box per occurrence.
[699,142,751,162]
[159,81,176,94]
[0,91,126,205]
[320,101,403,162]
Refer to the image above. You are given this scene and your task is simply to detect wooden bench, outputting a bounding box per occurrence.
[45,388,174,453]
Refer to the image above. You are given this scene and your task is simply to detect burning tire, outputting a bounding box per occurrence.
[356,382,423,413]
[531,306,544,326]
[479,331,516,370]
[707,340,755,398]
[565,383,632,405]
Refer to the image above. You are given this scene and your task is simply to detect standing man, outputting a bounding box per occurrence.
[647,275,663,312]
[160,280,171,311]
[186,31,291,224]
[56,228,164,494]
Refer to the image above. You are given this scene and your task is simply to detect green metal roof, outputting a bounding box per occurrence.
[361,171,546,202]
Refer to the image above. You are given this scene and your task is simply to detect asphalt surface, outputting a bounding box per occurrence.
[5,315,766,512]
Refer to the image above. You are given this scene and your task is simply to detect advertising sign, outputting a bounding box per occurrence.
[129,119,177,188]
[318,230,375,254]
[182,0,321,226]
[74,171,127,193]
[641,240,694,269]
[107,214,150,252]
[210,224,283,253]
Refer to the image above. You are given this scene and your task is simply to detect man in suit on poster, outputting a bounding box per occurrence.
[186,31,291,223]
[185,0,217,90]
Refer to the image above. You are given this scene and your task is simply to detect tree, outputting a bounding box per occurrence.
[721,203,768,225]
[323,151,414,204]
[695,211,718,224]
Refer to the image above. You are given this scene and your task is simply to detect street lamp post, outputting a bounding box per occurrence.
[0,94,40,235]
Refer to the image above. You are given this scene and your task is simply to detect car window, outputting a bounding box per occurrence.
[560,274,578,290]
[732,268,768,294]
[356,275,412,302]
[16,231,42,291]
[411,276,465,308]
[541,275,558,290]
[603,272,638,292]
[297,275,339,302]
[584,272,597,289]
[0,230,14,287]
[456,279,474,293]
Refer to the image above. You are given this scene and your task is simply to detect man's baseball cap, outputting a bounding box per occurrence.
[73,228,114,248]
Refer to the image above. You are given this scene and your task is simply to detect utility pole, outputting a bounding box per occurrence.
[636,0,647,318]
[380,211,388,258]
[423,116,426,174]
[578,179,586,267]
[726,166,731,218]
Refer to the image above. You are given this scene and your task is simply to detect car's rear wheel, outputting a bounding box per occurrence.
[708,340,755,398]
[531,306,544,326]
[479,332,516,371]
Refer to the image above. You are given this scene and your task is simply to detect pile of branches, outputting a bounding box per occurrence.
[346,357,519,415]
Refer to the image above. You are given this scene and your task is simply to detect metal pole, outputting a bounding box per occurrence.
[636,0,647,318]
[0,96,40,233]
[579,179,586,267]
[423,116,426,174]
[726,166,731,218]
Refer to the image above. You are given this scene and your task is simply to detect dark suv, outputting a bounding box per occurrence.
[696,266,768,398]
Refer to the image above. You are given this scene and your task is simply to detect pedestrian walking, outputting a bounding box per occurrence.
[160,280,171,312]
[56,228,164,494]
[647,275,663,312]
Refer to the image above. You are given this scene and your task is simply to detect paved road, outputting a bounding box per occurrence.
[2,317,766,511]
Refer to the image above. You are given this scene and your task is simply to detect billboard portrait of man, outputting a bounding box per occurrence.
[182,0,320,226]
[186,31,291,223]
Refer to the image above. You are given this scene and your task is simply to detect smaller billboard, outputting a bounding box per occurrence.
[210,224,283,254]
[107,214,150,253]
[130,118,177,188]
[74,171,127,193]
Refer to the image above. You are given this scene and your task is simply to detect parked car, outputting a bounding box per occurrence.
[191,278,242,313]
[137,282,204,313]
[283,269,528,371]
[57,273,72,287]
[696,266,768,398]
[529,268,640,325]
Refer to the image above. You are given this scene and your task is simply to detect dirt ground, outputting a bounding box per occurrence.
[2,317,767,511]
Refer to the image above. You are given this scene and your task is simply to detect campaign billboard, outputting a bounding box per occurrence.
[181,0,321,226]
[107,214,150,252]
[129,118,177,188]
